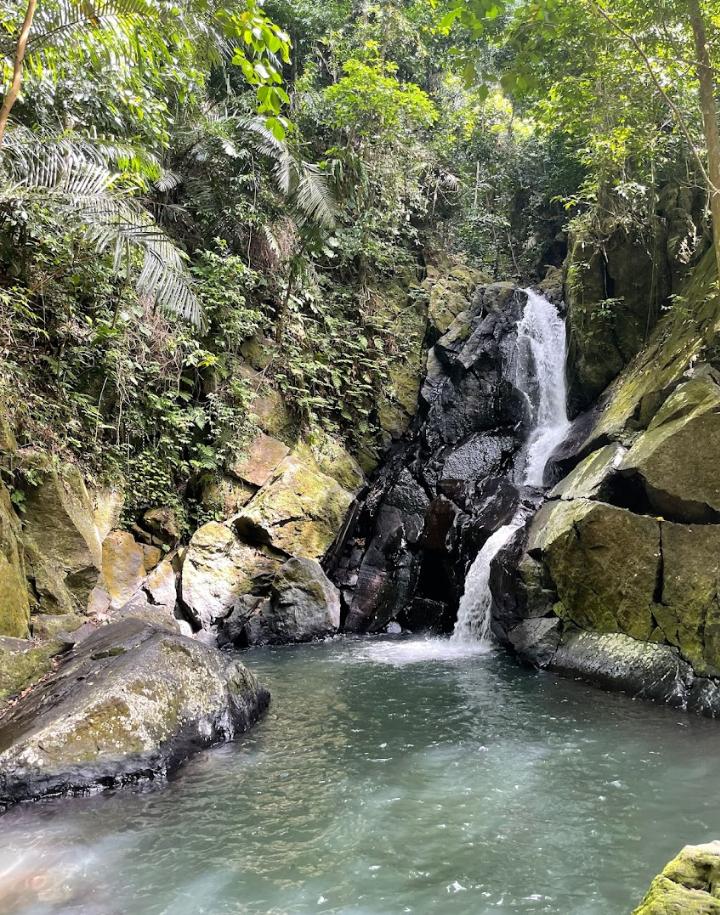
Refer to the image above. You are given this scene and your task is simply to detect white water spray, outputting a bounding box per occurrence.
[452,290,569,645]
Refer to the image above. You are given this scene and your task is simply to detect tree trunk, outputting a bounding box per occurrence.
[688,0,720,279]
[0,0,37,148]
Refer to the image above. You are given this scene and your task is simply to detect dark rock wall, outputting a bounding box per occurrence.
[330,282,532,634]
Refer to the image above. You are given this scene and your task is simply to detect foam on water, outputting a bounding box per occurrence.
[355,636,493,666]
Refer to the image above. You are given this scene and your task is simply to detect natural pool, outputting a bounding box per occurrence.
[2,635,720,914]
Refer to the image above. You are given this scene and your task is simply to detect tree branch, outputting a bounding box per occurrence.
[0,0,38,148]
[587,0,716,193]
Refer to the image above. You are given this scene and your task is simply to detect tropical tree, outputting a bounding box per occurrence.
[0,0,292,324]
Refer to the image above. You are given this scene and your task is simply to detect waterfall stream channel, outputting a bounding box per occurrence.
[4,291,720,915]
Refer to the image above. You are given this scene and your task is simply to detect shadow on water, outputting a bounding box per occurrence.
[3,635,720,914]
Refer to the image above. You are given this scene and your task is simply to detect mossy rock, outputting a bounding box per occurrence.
[234,454,354,560]
[0,637,62,705]
[633,843,720,914]
[0,618,270,809]
[182,521,280,628]
[582,249,719,450]
[549,442,626,502]
[21,458,106,612]
[373,281,429,439]
[654,523,720,677]
[425,263,489,334]
[529,499,659,640]
[564,223,671,415]
[0,483,30,637]
[292,430,364,494]
[620,373,720,521]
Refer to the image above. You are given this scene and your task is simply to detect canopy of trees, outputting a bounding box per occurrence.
[1,0,718,527]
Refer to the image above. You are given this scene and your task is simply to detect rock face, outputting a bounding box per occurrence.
[0,619,269,809]
[633,842,720,914]
[564,224,670,415]
[330,282,531,634]
[0,483,30,637]
[492,251,720,714]
[22,461,117,613]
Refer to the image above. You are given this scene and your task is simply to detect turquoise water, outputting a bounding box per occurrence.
[2,635,720,914]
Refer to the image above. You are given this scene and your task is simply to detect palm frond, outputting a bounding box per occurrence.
[293,161,336,228]
[1,129,203,328]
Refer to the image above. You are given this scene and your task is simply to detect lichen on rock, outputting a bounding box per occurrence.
[0,618,269,809]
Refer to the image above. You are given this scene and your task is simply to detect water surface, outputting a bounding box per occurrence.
[3,636,720,914]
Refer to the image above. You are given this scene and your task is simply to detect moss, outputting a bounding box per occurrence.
[0,484,30,637]
[530,500,659,640]
[0,640,62,704]
[633,843,720,914]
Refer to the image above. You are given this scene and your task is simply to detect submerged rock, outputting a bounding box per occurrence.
[633,841,720,914]
[0,618,269,809]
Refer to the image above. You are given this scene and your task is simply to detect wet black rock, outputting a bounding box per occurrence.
[330,283,531,633]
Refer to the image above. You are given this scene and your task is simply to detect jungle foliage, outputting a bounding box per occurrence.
[1,0,717,527]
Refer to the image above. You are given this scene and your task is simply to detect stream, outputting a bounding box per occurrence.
[3,635,720,915]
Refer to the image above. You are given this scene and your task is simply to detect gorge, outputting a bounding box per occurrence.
[3,0,720,911]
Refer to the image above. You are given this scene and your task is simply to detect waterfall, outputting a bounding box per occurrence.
[515,289,571,487]
[452,289,569,645]
[450,520,523,643]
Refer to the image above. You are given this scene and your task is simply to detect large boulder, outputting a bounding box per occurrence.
[551,629,693,708]
[653,523,720,677]
[620,374,720,521]
[528,499,660,641]
[234,455,354,560]
[330,282,531,635]
[101,530,148,610]
[0,619,269,809]
[633,842,720,914]
[527,495,720,676]
[181,522,280,628]
[221,558,340,647]
[425,261,489,335]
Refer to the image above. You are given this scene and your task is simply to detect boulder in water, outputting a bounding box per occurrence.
[0,618,269,809]
[551,629,693,708]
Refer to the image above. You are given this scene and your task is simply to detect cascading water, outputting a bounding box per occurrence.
[515,288,572,488]
[452,289,569,645]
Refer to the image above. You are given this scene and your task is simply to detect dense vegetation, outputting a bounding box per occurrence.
[1,0,718,533]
